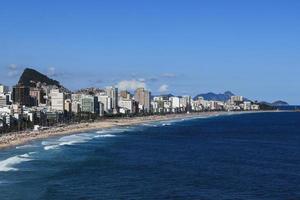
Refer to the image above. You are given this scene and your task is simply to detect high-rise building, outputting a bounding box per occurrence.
[231,96,244,103]
[106,87,118,114]
[180,96,192,112]
[0,84,9,94]
[81,95,99,114]
[118,99,137,114]
[134,88,151,112]
[64,99,72,112]
[50,89,65,112]
[243,101,252,110]
[170,97,180,109]
[98,95,112,114]
[119,90,131,100]
[99,102,104,117]
[0,94,9,107]
[71,101,81,113]
[30,87,46,106]
[12,84,31,106]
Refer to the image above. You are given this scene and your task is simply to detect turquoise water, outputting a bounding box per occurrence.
[0,112,299,199]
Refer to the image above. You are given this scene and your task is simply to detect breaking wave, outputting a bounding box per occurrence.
[0,152,35,172]
[93,134,116,138]
[16,144,37,149]
[43,131,118,151]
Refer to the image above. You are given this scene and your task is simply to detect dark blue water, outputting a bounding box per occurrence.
[0,112,300,200]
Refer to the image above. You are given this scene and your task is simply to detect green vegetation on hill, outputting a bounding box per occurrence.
[258,102,276,110]
[18,68,60,87]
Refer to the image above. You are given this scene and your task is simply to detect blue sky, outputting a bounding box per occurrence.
[0,0,299,104]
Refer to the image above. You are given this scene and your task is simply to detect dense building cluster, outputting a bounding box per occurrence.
[0,82,260,133]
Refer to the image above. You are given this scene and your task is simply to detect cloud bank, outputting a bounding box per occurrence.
[7,64,20,77]
[117,79,146,91]
[158,84,169,93]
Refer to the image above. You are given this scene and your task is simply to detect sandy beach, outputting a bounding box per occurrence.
[0,111,267,150]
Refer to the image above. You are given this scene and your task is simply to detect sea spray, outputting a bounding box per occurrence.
[0,152,35,172]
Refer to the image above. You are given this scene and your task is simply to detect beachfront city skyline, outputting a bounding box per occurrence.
[0,67,264,133]
[1,1,300,199]
[0,1,300,104]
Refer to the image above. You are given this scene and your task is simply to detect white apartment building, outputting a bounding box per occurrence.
[105,87,118,114]
[118,99,134,113]
[71,101,81,113]
[0,84,9,94]
[0,94,8,107]
[153,96,164,102]
[170,97,180,109]
[180,96,191,109]
[243,101,252,110]
[99,102,104,117]
[134,88,151,113]
[251,104,260,110]
[231,96,244,103]
[98,95,112,114]
[163,100,172,112]
[50,89,65,112]
[191,100,204,111]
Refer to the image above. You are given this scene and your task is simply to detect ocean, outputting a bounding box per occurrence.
[0,112,299,200]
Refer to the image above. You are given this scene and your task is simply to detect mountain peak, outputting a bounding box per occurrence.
[224,91,235,96]
[272,100,289,106]
[18,68,60,87]
[193,91,235,101]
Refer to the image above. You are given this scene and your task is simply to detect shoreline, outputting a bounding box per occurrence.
[0,111,281,150]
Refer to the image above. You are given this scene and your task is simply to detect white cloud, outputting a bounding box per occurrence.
[117,79,146,91]
[47,67,57,77]
[161,73,176,78]
[138,78,146,82]
[8,64,17,70]
[158,84,169,93]
[7,64,19,77]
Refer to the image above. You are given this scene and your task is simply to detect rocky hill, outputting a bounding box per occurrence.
[18,68,60,87]
[271,100,289,106]
[193,91,235,101]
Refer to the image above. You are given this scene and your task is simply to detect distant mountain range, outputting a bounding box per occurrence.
[16,68,290,106]
[193,91,235,101]
[193,91,289,106]
[260,100,289,106]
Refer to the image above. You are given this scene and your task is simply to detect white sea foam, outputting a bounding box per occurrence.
[42,127,128,151]
[110,127,131,133]
[43,133,105,150]
[96,127,133,134]
[160,121,175,126]
[54,134,93,147]
[16,144,36,149]
[96,129,117,134]
[94,134,116,138]
[43,145,59,150]
[0,152,35,172]
[142,123,158,127]
[41,141,53,146]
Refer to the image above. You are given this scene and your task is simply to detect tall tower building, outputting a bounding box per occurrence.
[30,87,46,106]
[81,95,99,114]
[49,89,65,112]
[0,84,9,94]
[12,84,31,106]
[134,88,151,112]
[119,90,131,100]
[106,86,118,114]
